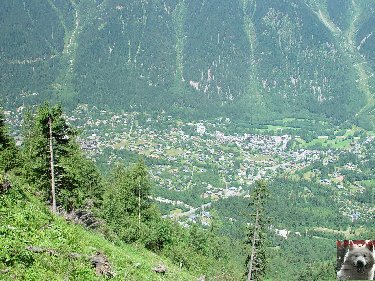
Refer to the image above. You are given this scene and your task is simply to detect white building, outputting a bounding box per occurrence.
[197,123,206,135]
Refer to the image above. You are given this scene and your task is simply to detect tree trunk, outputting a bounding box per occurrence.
[48,116,56,213]
[247,197,260,281]
[138,180,141,236]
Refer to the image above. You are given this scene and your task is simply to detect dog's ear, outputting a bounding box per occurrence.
[366,240,374,251]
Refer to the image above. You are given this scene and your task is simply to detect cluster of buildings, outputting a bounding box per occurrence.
[5,104,373,226]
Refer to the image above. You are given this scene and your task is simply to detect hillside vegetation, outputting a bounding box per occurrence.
[1,0,374,127]
[0,179,197,281]
[0,104,243,280]
[1,1,375,279]
[1,104,374,280]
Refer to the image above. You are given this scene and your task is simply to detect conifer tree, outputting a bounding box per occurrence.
[245,180,270,281]
[103,160,152,241]
[22,103,102,211]
[0,108,18,173]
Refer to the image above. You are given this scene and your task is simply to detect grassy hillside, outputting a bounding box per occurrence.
[0,177,197,281]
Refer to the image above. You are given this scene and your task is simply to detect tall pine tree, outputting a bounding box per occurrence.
[0,107,18,173]
[245,180,270,281]
[22,103,102,212]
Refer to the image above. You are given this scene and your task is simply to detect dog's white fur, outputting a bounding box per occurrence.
[337,242,375,280]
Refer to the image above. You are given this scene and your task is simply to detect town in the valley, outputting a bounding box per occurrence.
[5,104,374,230]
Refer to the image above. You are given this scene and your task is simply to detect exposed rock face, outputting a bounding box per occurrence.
[0,179,11,194]
[152,263,167,274]
[62,208,102,229]
[91,251,115,278]
[25,246,115,278]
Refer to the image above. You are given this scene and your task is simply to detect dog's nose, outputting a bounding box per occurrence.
[356,260,364,267]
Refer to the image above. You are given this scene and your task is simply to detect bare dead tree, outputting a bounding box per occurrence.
[247,196,260,281]
[48,116,56,213]
[245,180,270,281]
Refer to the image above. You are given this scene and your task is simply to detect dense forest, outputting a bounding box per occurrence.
[0,0,374,128]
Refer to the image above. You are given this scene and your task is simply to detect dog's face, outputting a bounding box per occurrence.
[347,246,375,273]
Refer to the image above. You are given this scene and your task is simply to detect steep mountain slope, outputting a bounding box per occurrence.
[1,0,374,125]
[0,180,197,280]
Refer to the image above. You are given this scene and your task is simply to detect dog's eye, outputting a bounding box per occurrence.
[355,255,358,257]
[363,255,366,257]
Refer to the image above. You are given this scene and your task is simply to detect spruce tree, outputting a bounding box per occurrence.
[0,108,18,173]
[103,160,152,241]
[22,103,102,212]
[245,180,270,281]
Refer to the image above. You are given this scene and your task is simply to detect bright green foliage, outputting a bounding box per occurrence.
[0,108,19,173]
[102,161,153,242]
[266,236,337,280]
[102,161,181,253]
[245,180,271,281]
[212,176,363,280]
[141,215,174,252]
[297,261,336,281]
[58,151,104,209]
[161,222,242,279]
[0,105,243,280]
[22,103,102,211]
[0,178,197,280]
[101,161,243,279]
[102,160,179,253]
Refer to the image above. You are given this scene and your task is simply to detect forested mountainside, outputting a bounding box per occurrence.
[1,0,374,126]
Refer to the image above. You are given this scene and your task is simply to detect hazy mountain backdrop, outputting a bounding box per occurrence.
[1,0,374,126]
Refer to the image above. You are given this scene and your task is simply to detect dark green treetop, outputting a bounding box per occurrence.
[245,180,271,281]
[22,103,102,211]
[0,107,19,173]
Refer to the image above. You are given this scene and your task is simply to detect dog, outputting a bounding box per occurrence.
[337,241,375,280]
